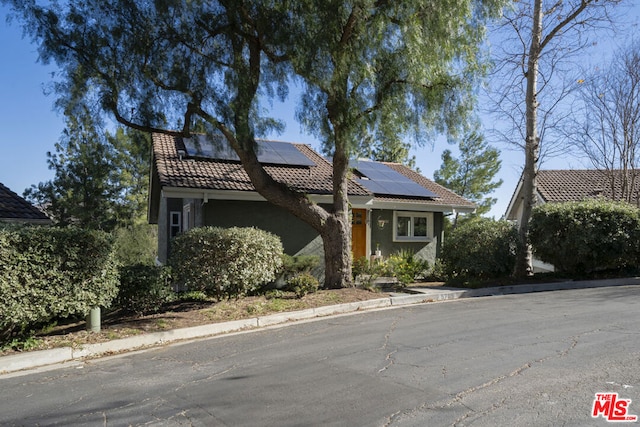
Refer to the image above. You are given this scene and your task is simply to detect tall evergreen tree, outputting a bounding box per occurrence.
[24,114,151,232]
[434,128,502,226]
[24,112,122,231]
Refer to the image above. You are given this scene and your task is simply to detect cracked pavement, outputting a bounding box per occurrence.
[1,285,639,426]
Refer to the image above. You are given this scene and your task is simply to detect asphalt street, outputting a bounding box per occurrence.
[1,285,639,426]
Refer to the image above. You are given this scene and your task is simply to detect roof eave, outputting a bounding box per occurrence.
[361,198,476,213]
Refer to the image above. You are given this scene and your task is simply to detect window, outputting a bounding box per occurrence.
[169,211,182,238]
[393,211,432,242]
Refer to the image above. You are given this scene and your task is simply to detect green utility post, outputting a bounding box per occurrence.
[86,307,101,333]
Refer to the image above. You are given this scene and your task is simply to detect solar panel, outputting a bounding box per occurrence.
[182,134,316,167]
[351,160,438,198]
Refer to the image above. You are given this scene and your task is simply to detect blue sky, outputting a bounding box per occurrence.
[1,4,638,219]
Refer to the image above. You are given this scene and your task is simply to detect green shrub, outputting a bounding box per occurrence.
[442,218,518,280]
[385,250,430,285]
[286,273,320,298]
[352,256,370,280]
[116,264,174,315]
[529,199,640,274]
[169,226,284,300]
[281,254,320,275]
[0,226,119,342]
[113,223,157,266]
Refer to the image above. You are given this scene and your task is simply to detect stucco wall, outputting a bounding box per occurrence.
[202,199,321,256]
[369,209,443,266]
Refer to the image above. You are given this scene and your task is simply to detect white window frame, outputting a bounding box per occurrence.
[393,211,433,242]
[183,203,194,232]
[169,211,182,238]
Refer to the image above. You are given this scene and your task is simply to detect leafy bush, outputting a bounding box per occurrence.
[384,250,430,285]
[352,256,371,280]
[0,226,119,342]
[116,264,174,315]
[530,199,640,274]
[286,273,320,298]
[113,223,157,265]
[169,226,284,300]
[441,218,518,280]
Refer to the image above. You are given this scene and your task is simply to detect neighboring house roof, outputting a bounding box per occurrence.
[0,182,51,224]
[149,133,476,220]
[505,169,640,220]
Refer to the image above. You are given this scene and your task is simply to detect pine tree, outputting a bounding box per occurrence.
[434,128,502,226]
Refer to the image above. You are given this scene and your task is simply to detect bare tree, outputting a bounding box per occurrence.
[569,42,640,204]
[488,0,624,277]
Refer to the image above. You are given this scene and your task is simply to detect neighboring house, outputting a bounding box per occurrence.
[505,169,640,272]
[148,133,475,269]
[0,182,51,225]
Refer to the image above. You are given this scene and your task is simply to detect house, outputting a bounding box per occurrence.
[148,133,475,268]
[0,182,50,224]
[505,169,640,272]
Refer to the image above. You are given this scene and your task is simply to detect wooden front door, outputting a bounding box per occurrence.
[351,209,367,260]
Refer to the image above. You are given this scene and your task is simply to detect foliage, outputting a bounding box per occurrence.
[4,0,507,289]
[352,256,373,280]
[356,135,419,171]
[23,112,123,231]
[169,227,284,300]
[529,199,640,274]
[441,218,518,280]
[23,111,152,232]
[116,264,174,315]
[1,335,43,353]
[280,255,320,277]
[0,226,119,342]
[353,251,429,287]
[384,250,430,285]
[112,223,158,266]
[286,273,320,298]
[434,125,502,224]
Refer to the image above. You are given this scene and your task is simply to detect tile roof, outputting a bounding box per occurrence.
[152,133,475,210]
[381,162,477,209]
[153,133,370,196]
[0,183,50,222]
[537,169,640,204]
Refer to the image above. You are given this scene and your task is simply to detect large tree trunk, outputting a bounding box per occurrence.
[321,214,352,289]
[513,0,542,278]
[322,135,353,289]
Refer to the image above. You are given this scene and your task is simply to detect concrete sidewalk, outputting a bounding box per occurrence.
[2,277,639,376]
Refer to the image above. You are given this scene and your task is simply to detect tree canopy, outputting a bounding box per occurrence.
[5,0,506,287]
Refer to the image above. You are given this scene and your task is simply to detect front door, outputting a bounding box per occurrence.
[351,209,367,260]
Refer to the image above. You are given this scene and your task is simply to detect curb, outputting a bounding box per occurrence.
[2,277,639,375]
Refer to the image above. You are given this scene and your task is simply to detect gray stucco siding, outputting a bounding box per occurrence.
[202,199,320,256]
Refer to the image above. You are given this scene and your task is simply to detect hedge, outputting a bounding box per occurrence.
[169,226,284,299]
[116,264,174,315]
[529,198,640,274]
[441,218,518,280]
[0,226,119,341]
